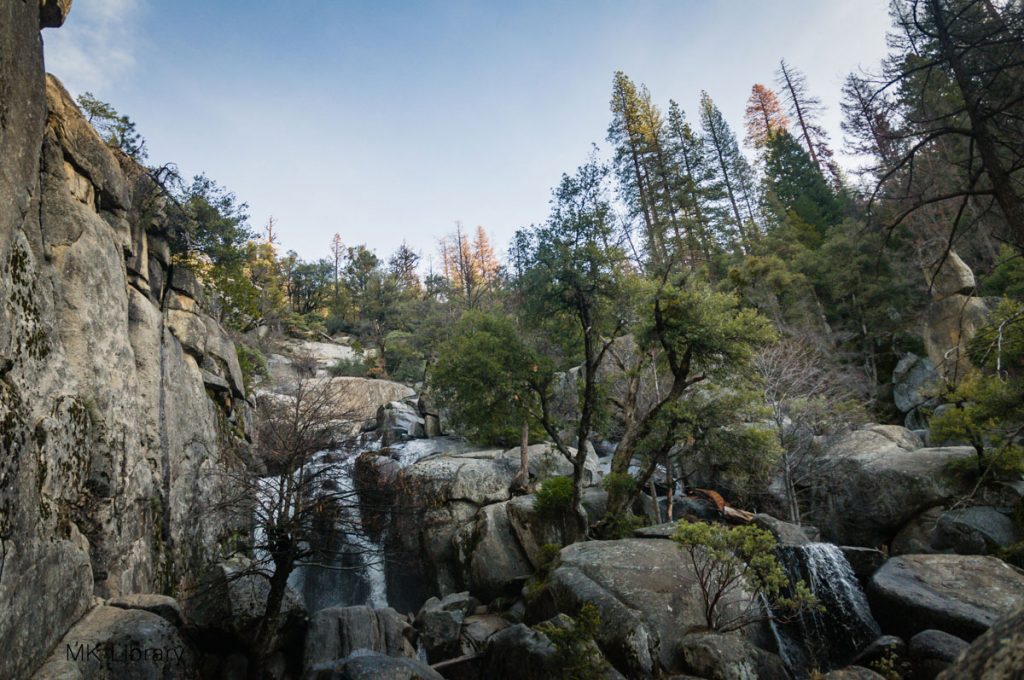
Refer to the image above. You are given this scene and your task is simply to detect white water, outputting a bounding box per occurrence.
[771,543,880,677]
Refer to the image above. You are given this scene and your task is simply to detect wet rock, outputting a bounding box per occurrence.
[839,547,887,580]
[377,400,426,441]
[869,554,1024,640]
[753,513,815,546]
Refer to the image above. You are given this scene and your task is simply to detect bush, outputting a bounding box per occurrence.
[328,356,369,378]
[534,603,608,680]
[671,521,818,632]
[534,476,574,519]
[235,342,268,392]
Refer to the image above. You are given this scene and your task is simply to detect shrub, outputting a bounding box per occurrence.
[328,356,369,377]
[671,521,818,632]
[534,603,608,680]
[235,342,268,392]
[534,476,574,519]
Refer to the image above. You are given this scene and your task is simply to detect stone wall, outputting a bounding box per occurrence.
[0,3,249,677]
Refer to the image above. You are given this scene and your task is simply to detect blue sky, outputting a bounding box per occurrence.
[44,1,892,265]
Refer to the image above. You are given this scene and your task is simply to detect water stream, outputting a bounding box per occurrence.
[771,543,881,677]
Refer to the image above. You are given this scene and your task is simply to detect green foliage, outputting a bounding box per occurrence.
[430,311,541,446]
[525,542,564,602]
[534,604,608,680]
[979,246,1024,300]
[235,342,268,392]
[534,477,575,519]
[601,472,636,498]
[328,356,369,378]
[671,521,818,632]
[76,92,147,161]
[762,129,842,244]
[869,641,909,680]
[596,472,646,538]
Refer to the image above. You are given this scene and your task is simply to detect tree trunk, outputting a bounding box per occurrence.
[251,555,292,679]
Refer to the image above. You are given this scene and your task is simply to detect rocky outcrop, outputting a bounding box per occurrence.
[1,8,251,678]
[802,426,972,547]
[868,554,1024,640]
[304,606,417,670]
[936,604,1024,679]
[527,538,756,678]
[908,629,968,679]
[380,443,601,611]
[921,250,989,383]
[305,653,444,680]
[32,604,197,679]
[677,631,788,680]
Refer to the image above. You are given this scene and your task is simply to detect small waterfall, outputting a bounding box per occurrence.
[253,443,388,612]
[771,543,880,678]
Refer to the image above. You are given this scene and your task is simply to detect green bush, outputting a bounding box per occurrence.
[534,603,608,680]
[328,356,369,377]
[235,342,268,392]
[602,471,636,497]
[534,476,574,519]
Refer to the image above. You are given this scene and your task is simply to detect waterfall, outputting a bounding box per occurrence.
[771,543,880,677]
[253,442,388,612]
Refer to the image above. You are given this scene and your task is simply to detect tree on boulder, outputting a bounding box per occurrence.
[431,310,543,492]
[672,521,818,632]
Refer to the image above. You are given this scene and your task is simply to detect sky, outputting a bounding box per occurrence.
[44,0,894,265]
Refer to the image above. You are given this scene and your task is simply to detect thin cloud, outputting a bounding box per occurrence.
[43,0,143,95]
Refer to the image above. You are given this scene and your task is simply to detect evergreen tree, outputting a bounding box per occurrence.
[776,60,839,183]
[762,129,843,246]
[699,91,760,251]
[743,84,789,148]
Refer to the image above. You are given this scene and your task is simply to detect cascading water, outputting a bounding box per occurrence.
[770,543,880,678]
[253,433,472,614]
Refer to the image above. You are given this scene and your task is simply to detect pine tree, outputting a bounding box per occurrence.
[776,60,838,183]
[743,84,789,148]
[699,91,760,250]
[388,241,421,292]
[666,101,715,263]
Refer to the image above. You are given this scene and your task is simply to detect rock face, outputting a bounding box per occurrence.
[528,538,754,678]
[1,10,250,679]
[921,250,988,383]
[869,554,1024,640]
[304,606,417,670]
[381,444,601,611]
[936,604,1024,679]
[803,427,972,547]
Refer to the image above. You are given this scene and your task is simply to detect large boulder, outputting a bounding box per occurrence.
[924,294,989,383]
[936,604,1024,679]
[892,354,940,427]
[32,605,197,679]
[455,501,534,601]
[415,592,479,662]
[677,632,788,680]
[803,427,972,546]
[482,624,560,680]
[528,538,753,677]
[909,629,969,679]
[304,606,417,671]
[869,554,1024,640]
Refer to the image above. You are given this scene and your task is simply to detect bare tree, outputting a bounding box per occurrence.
[214,378,379,677]
[753,338,867,524]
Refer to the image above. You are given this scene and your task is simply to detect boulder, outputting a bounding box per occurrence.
[923,250,976,300]
[753,513,814,546]
[460,614,510,654]
[804,427,972,546]
[924,294,989,382]
[32,605,196,679]
[455,500,534,600]
[892,354,940,414]
[377,400,426,441]
[909,629,968,679]
[936,604,1024,679]
[869,554,1024,640]
[415,592,479,662]
[39,0,73,28]
[482,623,560,680]
[304,606,417,670]
[892,506,1021,556]
[304,652,443,680]
[850,634,906,669]
[529,538,753,677]
[677,631,789,680]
